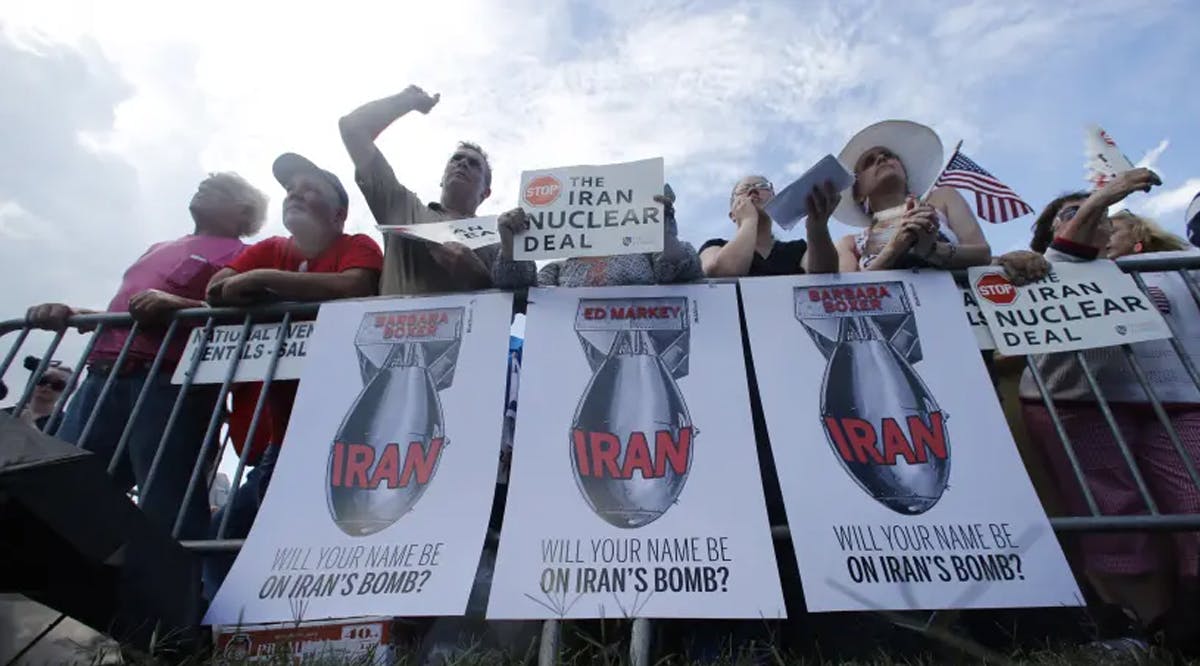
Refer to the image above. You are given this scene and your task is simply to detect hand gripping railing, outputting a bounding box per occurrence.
[4,254,1200,664]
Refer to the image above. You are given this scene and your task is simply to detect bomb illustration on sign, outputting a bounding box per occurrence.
[570,297,695,528]
[326,307,464,536]
[796,283,950,514]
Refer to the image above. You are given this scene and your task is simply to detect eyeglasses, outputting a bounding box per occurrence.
[734,180,774,196]
[38,376,67,391]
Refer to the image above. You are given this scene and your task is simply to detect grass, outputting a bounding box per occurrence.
[45,618,1200,666]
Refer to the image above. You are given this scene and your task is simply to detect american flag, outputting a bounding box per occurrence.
[933,150,1034,223]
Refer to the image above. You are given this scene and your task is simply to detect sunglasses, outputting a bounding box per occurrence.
[856,149,899,173]
[38,376,67,391]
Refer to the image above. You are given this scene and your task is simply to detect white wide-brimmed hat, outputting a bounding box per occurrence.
[833,120,945,228]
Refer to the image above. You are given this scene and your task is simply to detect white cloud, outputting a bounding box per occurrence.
[1137,139,1169,171]
[0,0,1190,325]
[1141,177,1200,220]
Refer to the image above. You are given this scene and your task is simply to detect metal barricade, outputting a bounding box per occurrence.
[3,255,1200,665]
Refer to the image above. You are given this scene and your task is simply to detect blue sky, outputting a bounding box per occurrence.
[1,0,1198,382]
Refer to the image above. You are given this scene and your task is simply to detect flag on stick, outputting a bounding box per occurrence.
[933,143,1033,223]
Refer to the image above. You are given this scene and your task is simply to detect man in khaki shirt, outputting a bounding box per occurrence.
[340,85,495,295]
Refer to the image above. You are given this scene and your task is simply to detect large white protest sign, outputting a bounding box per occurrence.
[514,157,664,261]
[488,284,784,620]
[969,260,1171,356]
[740,271,1080,612]
[204,293,512,624]
[378,216,499,251]
[172,322,313,384]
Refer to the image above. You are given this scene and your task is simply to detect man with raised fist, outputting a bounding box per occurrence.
[340,85,502,295]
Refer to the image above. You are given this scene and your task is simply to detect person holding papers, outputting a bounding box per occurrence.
[1019,169,1200,655]
[492,187,701,287]
[699,175,840,276]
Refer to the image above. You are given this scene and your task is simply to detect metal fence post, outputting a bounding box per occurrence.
[11,328,66,417]
[107,319,184,476]
[538,619,559,666]
[216,312,292,539]
[43,323,105,436]
[171,314,254,538]
[77,322,141,451]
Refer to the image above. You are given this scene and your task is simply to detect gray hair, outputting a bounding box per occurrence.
[202,172,270,237]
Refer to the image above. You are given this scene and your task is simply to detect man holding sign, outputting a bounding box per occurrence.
[340,85,498,295]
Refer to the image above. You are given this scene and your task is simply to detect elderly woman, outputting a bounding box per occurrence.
[700,176,840,277]
[1019,169,1200,652]
[1107,210,1190,257]
[493,187,701,287]
[27,171,270,543]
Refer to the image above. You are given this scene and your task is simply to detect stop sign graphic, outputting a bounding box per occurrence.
[975,273,1018,305]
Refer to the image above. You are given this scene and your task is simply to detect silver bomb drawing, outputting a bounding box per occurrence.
[796,283,950,514]
[570,297,695,528]
[327,308,464,536]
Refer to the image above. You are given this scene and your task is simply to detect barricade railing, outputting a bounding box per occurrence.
[3,254,1200,664]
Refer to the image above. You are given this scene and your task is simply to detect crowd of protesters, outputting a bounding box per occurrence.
[12,83,1200,660]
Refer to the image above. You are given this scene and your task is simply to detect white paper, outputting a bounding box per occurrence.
[969,260,1172,356]
[487,284,784,620]
[377,216,499,251]
[764,155,855,230]
[513,157,665,261]
[740,271,1081,612]
[172,322,313,385]
[204,293,512,624]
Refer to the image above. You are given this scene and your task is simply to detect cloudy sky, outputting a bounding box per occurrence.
[1,0,1199,388]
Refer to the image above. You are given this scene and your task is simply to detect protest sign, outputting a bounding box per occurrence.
[740,271,1080,612]
[204,293,512,624]
[487,284,784,620]
[378,216,499,251]
[213,618,394,664]
[960,285,996,351]
[172,321,313,384]
[514,157,664,261]
[969,260,1171,356]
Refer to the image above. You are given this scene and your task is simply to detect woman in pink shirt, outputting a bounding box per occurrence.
[26,172,269,541]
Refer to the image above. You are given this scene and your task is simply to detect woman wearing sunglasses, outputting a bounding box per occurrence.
[831,120,995,272]
[699,175,840,277]
[3,363,72,431]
